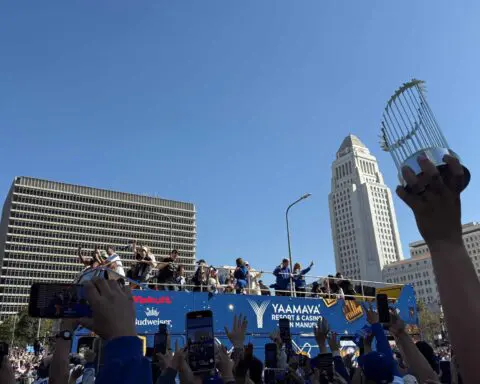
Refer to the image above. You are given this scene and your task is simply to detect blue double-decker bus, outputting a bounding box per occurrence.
[71,267,418,360]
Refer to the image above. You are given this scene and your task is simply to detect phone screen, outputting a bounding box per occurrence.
[154,326,168,355]
[376,294,390,323]
[264,343,277,368]
[186,311,215,372]
[28,283,92,318]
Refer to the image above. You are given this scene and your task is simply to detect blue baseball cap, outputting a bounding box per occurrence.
[358,351,394,384]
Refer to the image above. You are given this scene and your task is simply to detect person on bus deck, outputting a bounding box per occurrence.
[335,272,356,300]
[156,249,179,290]
[292,261,314,298]
[77,246,103,270]
[258,280,271,296]
[234,258,249,294]
[208,267,220,293]
[245,261,263,295]
[176,265,187,291]
[271,258,292,296]
[127,241,157,283]
[192,259,209,291]
[325,275,344,299]
[103,246,125,277]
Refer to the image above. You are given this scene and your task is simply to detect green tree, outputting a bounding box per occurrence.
[0,310,54,347]
[417,300,442,344]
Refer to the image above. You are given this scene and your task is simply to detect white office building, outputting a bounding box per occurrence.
[0,177,196,319]
[383,222,480,311]
[328,135,404,282]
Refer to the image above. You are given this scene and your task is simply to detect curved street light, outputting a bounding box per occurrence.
[286,193,312,296]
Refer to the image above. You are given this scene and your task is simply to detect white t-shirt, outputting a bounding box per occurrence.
[106,253,125,276]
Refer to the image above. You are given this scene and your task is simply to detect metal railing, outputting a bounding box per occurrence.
[78,263,404,302]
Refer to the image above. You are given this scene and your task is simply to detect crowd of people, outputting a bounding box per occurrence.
[0,155,476,383]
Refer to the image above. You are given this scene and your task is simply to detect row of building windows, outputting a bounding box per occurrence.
[5,236,195,253]
[8,227,195,246]
[11,210,195,234]
[11,205,196,228]
[14,187,195,218]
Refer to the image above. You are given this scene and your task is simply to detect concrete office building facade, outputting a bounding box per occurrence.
[383,222,480,311]
[0,177,196,318]
[328,135,404,282]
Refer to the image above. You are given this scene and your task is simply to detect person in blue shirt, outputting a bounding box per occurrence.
[292,261,314,297]
[271,259,292,296]
[234,258,249,294]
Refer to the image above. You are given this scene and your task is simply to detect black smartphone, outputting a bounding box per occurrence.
[376,293,390,324]
[279,318,291,342]
[0,342,8,368]
[186,310,215,373]
[264,342,277,368]
[264,343,277,384]
[154,324,168,356]
[315,353,334,384]
[279,318,293,357]
[29,283,92,318]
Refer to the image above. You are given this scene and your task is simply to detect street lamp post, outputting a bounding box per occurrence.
[136,210,173,252]
[286,193,312,296]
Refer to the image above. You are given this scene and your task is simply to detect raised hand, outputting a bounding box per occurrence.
[224,314,248,348]
[79,278,136,340]
[269,329,283,348]
[388,312,406,338]
[363,302,379,325]
[396,155,465,246]
[327,332,340,352]
[216,345,234,379]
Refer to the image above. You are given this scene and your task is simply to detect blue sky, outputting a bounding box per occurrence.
[1,1,480,282]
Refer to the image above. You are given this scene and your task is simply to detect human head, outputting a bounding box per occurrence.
[177,265,184,275]
[245,261,250,269]
[358,351,394,384]
[293,262,301,271]
[236,258,244,267]
[170,249,178,260]
[106,246,115,256]
[282,258,289,267]
[336,272,343,279]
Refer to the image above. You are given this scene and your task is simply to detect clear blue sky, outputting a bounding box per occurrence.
[1,1,480,282]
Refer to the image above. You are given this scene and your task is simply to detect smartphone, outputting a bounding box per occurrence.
[315,353,334,384]
[186,311,215,373]
[0,342,8,368]
[154,324,168,355]
[376,293,390,324]
[29,283,92,318]
[264,343,277,384]
[279,318,291,342]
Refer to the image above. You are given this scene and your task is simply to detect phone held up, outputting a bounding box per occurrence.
[186,310,215,373]
[154,324,168,356]
[376,293,391,324]
[28,283,92,318]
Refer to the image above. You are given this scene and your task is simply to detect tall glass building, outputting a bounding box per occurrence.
[0,177,196,319]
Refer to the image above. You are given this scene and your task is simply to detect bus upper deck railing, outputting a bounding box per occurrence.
[76,265,406,302]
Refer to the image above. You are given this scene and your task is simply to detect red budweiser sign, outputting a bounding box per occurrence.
[133,296,172,305]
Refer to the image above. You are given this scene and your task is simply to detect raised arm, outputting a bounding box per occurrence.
[389,312,438,382]
[397,155,480,383]
[77,247,89,266]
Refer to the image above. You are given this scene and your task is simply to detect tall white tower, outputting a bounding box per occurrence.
[328,134,404,282]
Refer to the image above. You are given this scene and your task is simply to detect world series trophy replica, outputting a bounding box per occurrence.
[379,78,470,190]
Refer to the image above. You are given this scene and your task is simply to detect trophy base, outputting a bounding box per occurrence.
[399,147,471,191]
